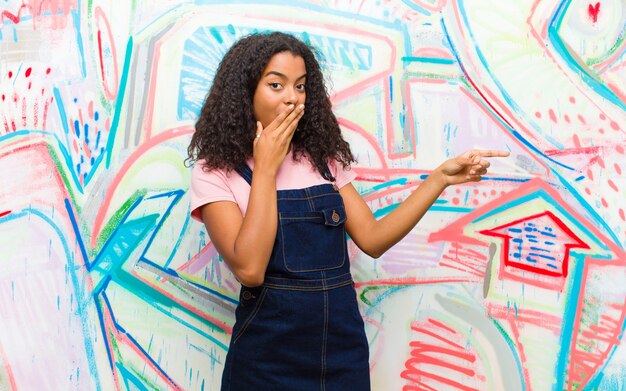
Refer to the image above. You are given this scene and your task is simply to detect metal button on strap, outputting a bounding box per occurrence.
[242,291,255,300]
[332,210,340,223]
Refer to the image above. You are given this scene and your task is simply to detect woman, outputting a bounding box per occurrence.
[187,31,508,390]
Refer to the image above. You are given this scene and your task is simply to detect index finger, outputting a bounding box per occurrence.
[264,104,296,132]
[474,150,510,158]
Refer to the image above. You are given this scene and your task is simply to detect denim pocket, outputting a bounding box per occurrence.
[232,286,267,344]
[278,206,347,272]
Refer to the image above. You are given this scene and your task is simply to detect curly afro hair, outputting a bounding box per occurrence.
[187,31,355,176]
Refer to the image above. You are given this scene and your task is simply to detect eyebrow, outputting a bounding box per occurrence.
[264,71,307,80]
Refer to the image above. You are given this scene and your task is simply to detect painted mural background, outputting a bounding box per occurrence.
[1,0,625,389]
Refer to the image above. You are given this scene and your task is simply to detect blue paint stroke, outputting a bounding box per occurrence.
[549,0,626,112]
[105,37,133,168]
[1,209,101,389]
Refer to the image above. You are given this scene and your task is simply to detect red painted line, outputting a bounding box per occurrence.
[401,367,479,391]
[427,318,457,334]
[95,6,119,100]
[411,326,464,350]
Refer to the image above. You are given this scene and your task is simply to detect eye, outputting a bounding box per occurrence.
[269,82,282,89]
[296,83,306,91]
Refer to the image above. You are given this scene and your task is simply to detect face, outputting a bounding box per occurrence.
[253,51,306,128]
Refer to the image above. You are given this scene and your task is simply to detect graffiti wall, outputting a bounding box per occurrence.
[1,0,625,389]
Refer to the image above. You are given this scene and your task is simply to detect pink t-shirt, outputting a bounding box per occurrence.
[190,155,356,222]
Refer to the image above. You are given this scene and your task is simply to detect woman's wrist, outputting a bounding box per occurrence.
[427,167,449,190]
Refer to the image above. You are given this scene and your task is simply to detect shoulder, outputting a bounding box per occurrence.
[191,160,231,188]
[190,160,242,221]
[329,159,357,189]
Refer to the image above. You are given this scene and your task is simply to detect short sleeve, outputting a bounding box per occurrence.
[189,161,236,222]
[330,160,357,189]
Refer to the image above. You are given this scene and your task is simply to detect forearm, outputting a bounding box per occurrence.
[361,170,447,258]
[232,171,278,286]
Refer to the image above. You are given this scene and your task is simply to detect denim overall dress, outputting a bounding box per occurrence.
[220,164,370,391]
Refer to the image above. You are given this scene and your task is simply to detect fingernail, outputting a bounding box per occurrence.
[288,104,294,109]
[298,104,305,110]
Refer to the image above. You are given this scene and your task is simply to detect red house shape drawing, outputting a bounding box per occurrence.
[479,211,590,278]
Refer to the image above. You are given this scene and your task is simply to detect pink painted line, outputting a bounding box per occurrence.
[487,303,562,330]
[403,381,439,391]
[412,47,454,59]
[21,96,27,127]
[526,2,626,139]
[445,246,488,264]
[0,340,18,390]
[430,178,626,258]
[439,261,484,277]
[405,356,476,378]
[82,139,92,160]
[440,257,485,275]
[176,242,218,275]
[401,366,479,391]
[42,97,51,130]
[458,87,549,175]
[566,257,626,390]
[337,117,388,169]
[353,167,429,179]
[1,5,33,24]
[247,15,397,103]
[580,330,619,345]
[544,146,600,156]
[115,327,182,389]
[607,82,626,105]
[33,100,39,128]
[91,126,194,246]
[361,182,420,203]
[411,77,448,85]
[410,0,448,13]
[129,269,233,334]
[450,3,515,132]
[449,2,469,43]
[97,295,123,390]
[354,276,480,288]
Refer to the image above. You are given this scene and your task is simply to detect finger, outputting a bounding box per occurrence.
[464,150,481,164]
[279,107,304,142]
[476,150,510,158]
[265,104,296,133]
[476,160,491,170]
[275,104,304,138]
[276,104,305,135]
[466,160,490,176]
[466,174,483,182]
[253,121,263,145]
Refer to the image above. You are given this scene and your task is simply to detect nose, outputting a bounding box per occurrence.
[283,87,299,106]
